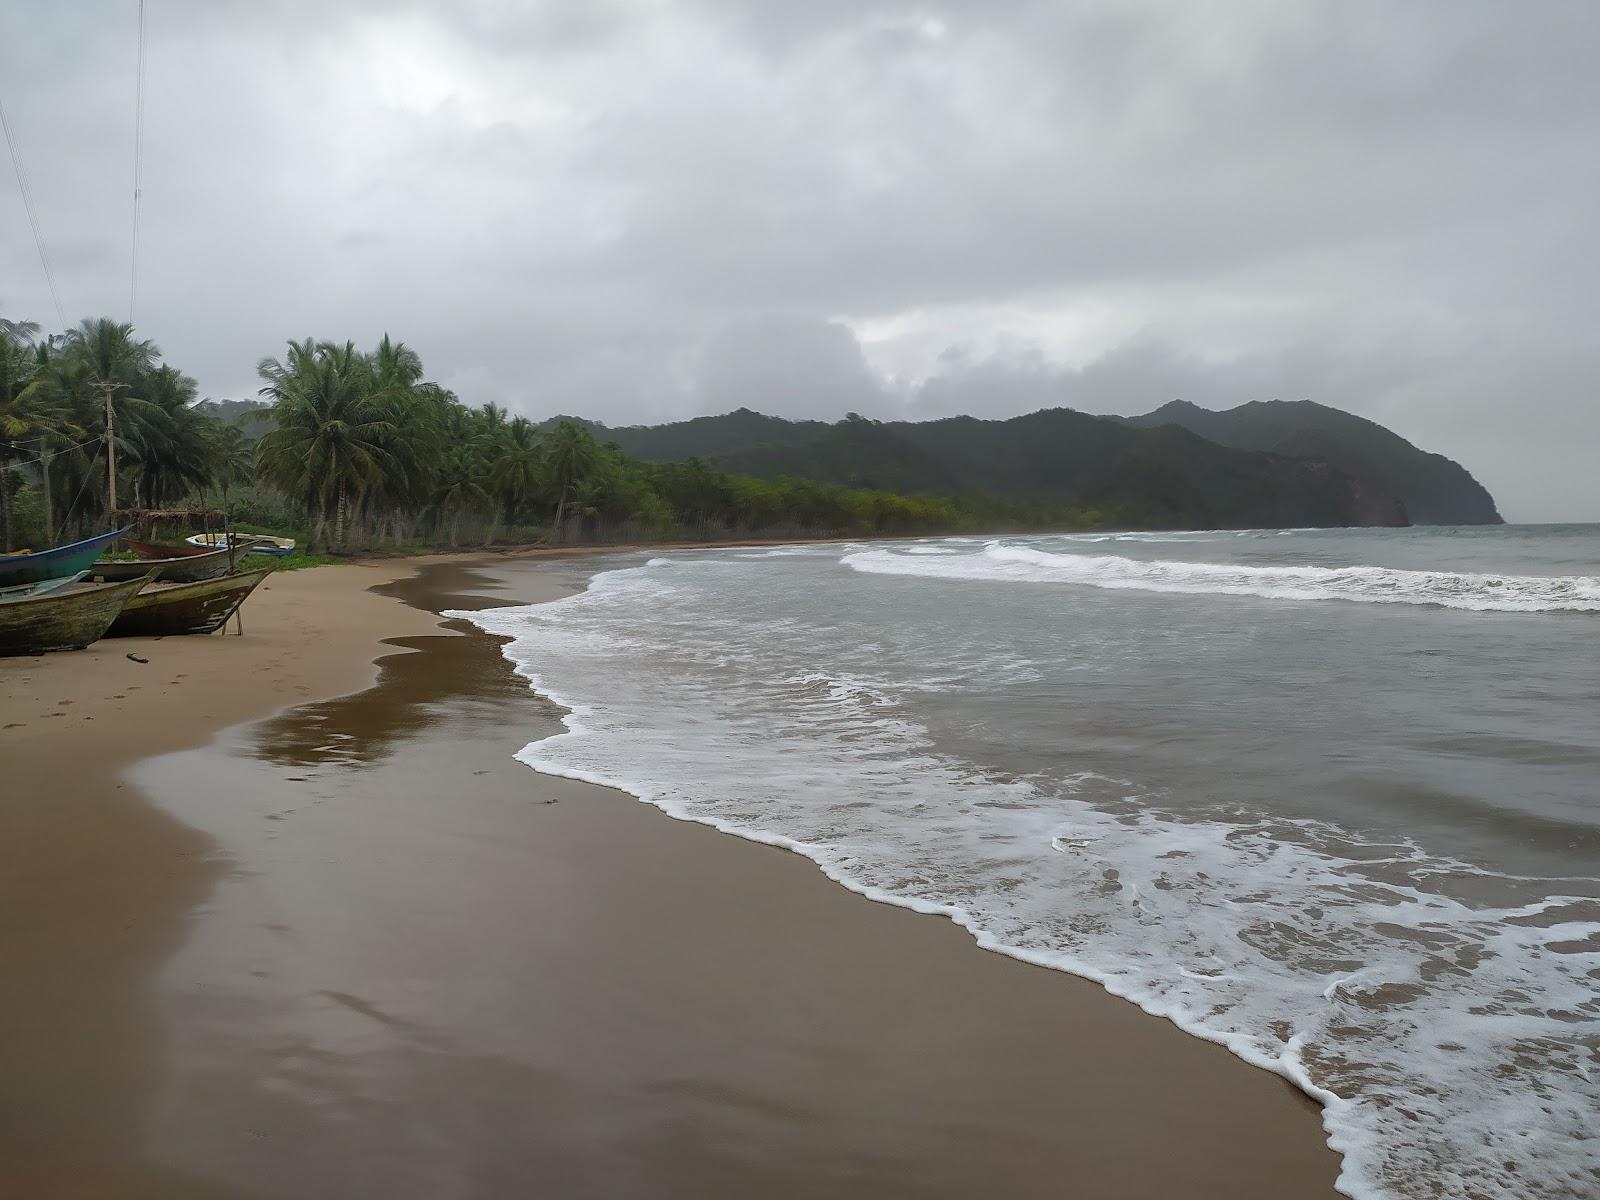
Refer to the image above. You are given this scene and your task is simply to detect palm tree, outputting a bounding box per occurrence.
[0,332,42,549]
[255,342,396,553]
[0,312,40,344]
[207,423,253,501]
[545,419,598,542]
[119,365,216,507]
[62,318,157,516]
[370,333,423,392]
[489,416,544,533]
[432,442,491,546]
[16,344,92,544]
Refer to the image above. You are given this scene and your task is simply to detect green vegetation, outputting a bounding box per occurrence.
[595,407,1417,529]
[1124,399,1502,525]
[2,316,1119,556]
[1,317,251,551]
[7,311,1467,554]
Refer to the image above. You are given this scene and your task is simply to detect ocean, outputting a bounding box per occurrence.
[455,525,1600,1200]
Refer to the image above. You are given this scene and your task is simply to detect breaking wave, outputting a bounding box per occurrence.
[844,544,1600,612]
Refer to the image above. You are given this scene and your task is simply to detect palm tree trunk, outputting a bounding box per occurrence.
[310,509,328,556]
[334,486,348,551]
[553,488,567,545]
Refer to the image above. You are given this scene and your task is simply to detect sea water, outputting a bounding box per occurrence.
[454,525,1600,1199]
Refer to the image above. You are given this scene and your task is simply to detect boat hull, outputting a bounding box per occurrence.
[128,537,214,559]
[96,544,234,583]
[0,576,150,656]
[92,559,171,583]
[0,527,132,589]
[108,569,273,638]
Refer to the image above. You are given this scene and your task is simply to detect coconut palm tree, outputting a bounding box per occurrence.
[432,441,491,546]
[119,365,217,506]
[255,342,396,553]
[370,333,423,392]
[489,415,544,531]
[0,312,40,344]
[207,423,253,501]
[61,318,158,517]
[545,419,598,542]
[0,331,43,549]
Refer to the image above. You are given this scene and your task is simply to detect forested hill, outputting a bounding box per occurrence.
[1124,399,1502,525]
[586,407,1410,530]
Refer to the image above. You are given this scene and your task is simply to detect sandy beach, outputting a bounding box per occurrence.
[0,553,1343,1198]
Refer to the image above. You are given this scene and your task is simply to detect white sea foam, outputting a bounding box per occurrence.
[451,543,1600,1200]
[843,543,1600,612]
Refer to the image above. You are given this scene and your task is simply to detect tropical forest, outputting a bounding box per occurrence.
[0,315,1135,556]
[5,311,1478,558]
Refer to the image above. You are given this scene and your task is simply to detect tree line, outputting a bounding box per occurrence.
[2,314,1114,554]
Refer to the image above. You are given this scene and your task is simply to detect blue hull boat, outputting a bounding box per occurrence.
[0,528,132,589]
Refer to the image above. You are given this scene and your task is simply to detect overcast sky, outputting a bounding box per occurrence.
[3,2,1596,520]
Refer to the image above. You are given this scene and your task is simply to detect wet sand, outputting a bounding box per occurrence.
[1,555,1344,1198]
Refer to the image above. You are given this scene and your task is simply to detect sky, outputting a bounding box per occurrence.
[2,2,1597,521]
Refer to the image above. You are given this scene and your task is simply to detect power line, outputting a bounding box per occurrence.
[0,433,107,471]
[0,98,68,329]
[129,0,148,325]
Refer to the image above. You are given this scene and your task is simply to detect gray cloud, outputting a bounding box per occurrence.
[1,1,1596,519]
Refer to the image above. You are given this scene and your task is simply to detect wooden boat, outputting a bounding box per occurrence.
[94,542,234,583]
[0,527,132,589]
[107,568,273,638]
[0,571,89,601]
[0,575,151,656]
[128,537,214,558]
[91,558,171,583]
[186,532,295,557]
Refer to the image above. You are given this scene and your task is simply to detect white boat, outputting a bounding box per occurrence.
[185,532,296,557]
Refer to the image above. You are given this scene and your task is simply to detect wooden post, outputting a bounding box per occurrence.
[102,380,117,516]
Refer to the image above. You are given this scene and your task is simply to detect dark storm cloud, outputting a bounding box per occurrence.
[1,1,1596,519]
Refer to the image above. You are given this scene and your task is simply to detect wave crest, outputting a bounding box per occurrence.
[843,545,1600,612]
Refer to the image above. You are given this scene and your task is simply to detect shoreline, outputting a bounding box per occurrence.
[0,551,1343,1197]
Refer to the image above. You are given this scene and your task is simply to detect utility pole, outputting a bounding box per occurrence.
[101,379,118,516]
[100,378,131,521]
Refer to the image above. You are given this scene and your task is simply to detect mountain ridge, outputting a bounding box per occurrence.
[1124,399,1502,525]
[588,405,1418,529]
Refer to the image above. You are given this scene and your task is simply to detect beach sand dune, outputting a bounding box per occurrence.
[0,557,1341,1198]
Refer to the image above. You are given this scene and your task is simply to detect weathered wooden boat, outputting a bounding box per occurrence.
[128,537,212,558]
[92,558,170,583]
[0,527,132,589]
[0,575,151,656]
[0,571,89,601]
[94,542,234,583]
[186,531,295,557]
[107,568,273,638]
